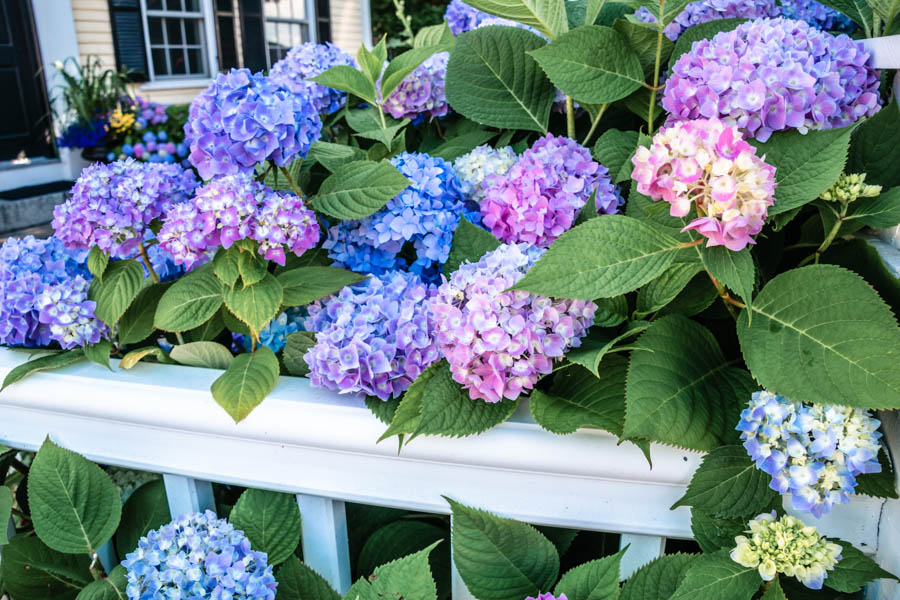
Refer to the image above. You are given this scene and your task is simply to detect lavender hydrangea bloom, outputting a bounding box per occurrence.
[304,271,440,400]
[383,52,450,121]
[235,308,304,353]
[527,595,568,600]
[634,0,778,40]
[780,0,854,31]
[122,510,277,600]
[445,0,493,35]
[454,144,517,202]
[480,134,620,248]
[324,152,471,281]
[52,159,198,259]
[738,390,883,518]
[185,69,322,180]
[663,18,881,141]
[0,236,106,349]
[431,244,596,403]
[158,174,319,268]
[269,42,356,114]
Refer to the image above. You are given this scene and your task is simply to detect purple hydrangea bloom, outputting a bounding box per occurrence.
[324,152,472,281]
[383,52,450,121]
[269,42,356,114]
[663,18,881,141]
[480,134,620,248]
[304,271,440,400]
[445,0,493,35]
[122,510,277,600]
[634,0,778,40]
[780,0,855,32]
[0,236,106,349]
[131,96,168,127]
[737,390,883,518]
[52,159,198,259]
[184,69,322,180]
[157,174,319,268]
[527,595,568,600]
[431,243,596,403]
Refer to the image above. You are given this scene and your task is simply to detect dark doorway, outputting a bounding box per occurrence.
[0,0,54,162]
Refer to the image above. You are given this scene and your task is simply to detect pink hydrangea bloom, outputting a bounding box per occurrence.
[431,243,595,403]
[632,118,776,251]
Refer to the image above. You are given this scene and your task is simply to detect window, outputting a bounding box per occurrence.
[263,0,314,68]
[142,0,210,78]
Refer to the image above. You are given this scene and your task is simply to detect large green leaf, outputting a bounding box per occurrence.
[463,0,568,38]
[308,141,368,172]
[847,187,900,229]
[701,246,754,309]
[345,108,409,147]
[868,0,900,27]
[312,160,411,220]
[89,259,145,326]
[83,339,112,370]
[593,129,640,184]
[445,27,555,132]
[379,362,443,444]
[1,535,91,600]
[75,565,128,600]
[414,22,455,47]
[283,331,316,377]
[614,20,672,79]
[430,129,497,161]
[554,547,626,600]
[751,126,854,215]
[0,484,12,544]
[672,446,778,518]
[118,282,170,345]
[565,321,649,376]
[223,274,283,339]
[276,556,341,600]
[690,510,746,554]
[115,479,170,559]
[759,578,788,600]
[357,520,448,590]
[669,550,760,600]
[847,98,900,188]
[624,315,754,451]
[29,438,121,554]
[278,266,366,307]
[449,498,559,600]
[856,448,899,499]
[169,341,234,370]
[634,261,703,318]
[515,215,682,300]
[2,349,85,391]
[211,347,280,422]
[825,542,899,592]
[529,26,643,104]
[87,247,109,282]
[230,488,301,566]
[620,553,697,600]
[347,542,440,600]
[154,268,224,332]
[737,265,900,410]
[311,65,377,104]
[446,217,501,273]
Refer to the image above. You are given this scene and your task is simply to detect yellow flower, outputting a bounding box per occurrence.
[109,106,136,135]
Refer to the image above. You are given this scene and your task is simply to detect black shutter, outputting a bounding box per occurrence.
[238,0,267,72]
[316,0,331,43]
[215,0,240,70]
[108,0,149,81]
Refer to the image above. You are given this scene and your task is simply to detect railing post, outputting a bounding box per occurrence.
[97,540,118,574]
[295,494,352,595]
[619,533,666,577]
[162,474,215,519]
[450,516,477,600]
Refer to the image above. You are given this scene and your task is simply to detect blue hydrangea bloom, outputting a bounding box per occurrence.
[269,42,356,114]
[780,0,855,31]
[445,0,493,34]
[235,308,305,353]
[122,510,277,600]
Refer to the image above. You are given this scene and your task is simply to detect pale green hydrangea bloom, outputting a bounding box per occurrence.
[820,173,881,205]
[453,144,517,202]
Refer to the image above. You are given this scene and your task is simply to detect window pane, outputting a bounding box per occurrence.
[300,22,309,43]
[184,0,201,11]
[216,0,232,11]
[184,18,202,44]
[147,0,164,9]
[289,0,306,19]
[165,0,184,10]
[166,18,183,45]
[169,48,187,74]
[264,0,282,18]
[149,17,164,44]
[187,48,205,74]
[152,48,168,76]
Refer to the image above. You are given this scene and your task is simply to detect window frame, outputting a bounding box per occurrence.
[139,0,220,82]
[262,0,318,69]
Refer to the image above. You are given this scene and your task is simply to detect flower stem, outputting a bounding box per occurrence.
[707,271,745,318]
[565,96,576,139]
[801,202,848,266]
[137,243,159,284]
[88,552,103,580]
[582,103,608,146]
[647,26,665,132]
[279,165,304,199]
[675,239,704,249]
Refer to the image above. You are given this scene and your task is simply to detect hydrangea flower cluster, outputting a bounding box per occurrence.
[454,144,517,202]
[383,52,450,121]
[781,0,854,32]
[819,173,881,204]
[269,42,356,114]
[106,467,160,503]
[131,96,169,128]
[158,174,320,268]
[324,152,470,280]
[663,18,881,141]
[52,159,198,259]
[236,308,304,353]
[304,271,440,400]
[480,134,619,248]
[431,244,596,403]
[445,0,493,35]
[0,236,106,349]
[737,390,883,517]
[632,118,776,251]
[634,0,777,41]
[731,511,842,589]
[113,129,188,165]
[185,69,322,180]
[122,510,277,600]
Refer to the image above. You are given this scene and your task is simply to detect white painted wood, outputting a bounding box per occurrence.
[162,474,215,519]
[619,533,666,578]
[97,540,117,574]
[869,410,900,600]
[296,494,352,594]
[861,35,900,69]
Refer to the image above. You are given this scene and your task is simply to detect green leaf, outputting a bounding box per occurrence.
[309,141,368,172]
[759,578,787,600]
[462,0,568,38]
[357,520,447,579]
[554,547,626,600]
[278,266,366,307]
[213,247,241,287]
[530,356,627,435]
[83,339,112,370]
[868,0,900,26]
[264,158,305,193]
[118,282,170,345]
[237,251,268,287]
[825,542,898,592]
[29,438,121,554]
[87,246,108,282]
[593,129,639,184]
[669,550,760,600]
[115,479,170,560]
[620,553,697,600]
[847,187,900,228]
[668,19,747,69]
[445,27,555,132]
[382,44,453,99]
[119,346,172,369]
[223,274,283,339]
[1,535,91,600]
[672,446,778,518]
[847,98,900,188]
[818,0,875,31]
[751,126,854,215]
[856,448,898,499]
[737,265,900,410]
[529,26,643,104]
[701,246,754,311]
[593,295,630,327]
[154,268,224,332]
[658,272,718,317]
[565,321,649,376]
[379,362,443,443]
[211,347,280,422]
[615,19,673,79]
[625,315,755,451]
[89,259,145,327]
[690,510,746,554]
[634,261,703,318]
[75,565,128,600]
[283,331,317,377]
[430,128,497,161]
[357,39,387,83]
[414,22,455,47]
[0,485,12,544]
[2,350,85,391]
[349,542,440,600]
[169,342,234,370]
[446,217,501,273]
[345,108,409,147]
[276,556,341,600]
[312,160,411,220]
[365,396,399,424]
[513,215,682,300]
[414,363,517,438]
[584,0,607,24]
[311,65,377,104]
[230,488,301,566]
[449,497,559,600]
